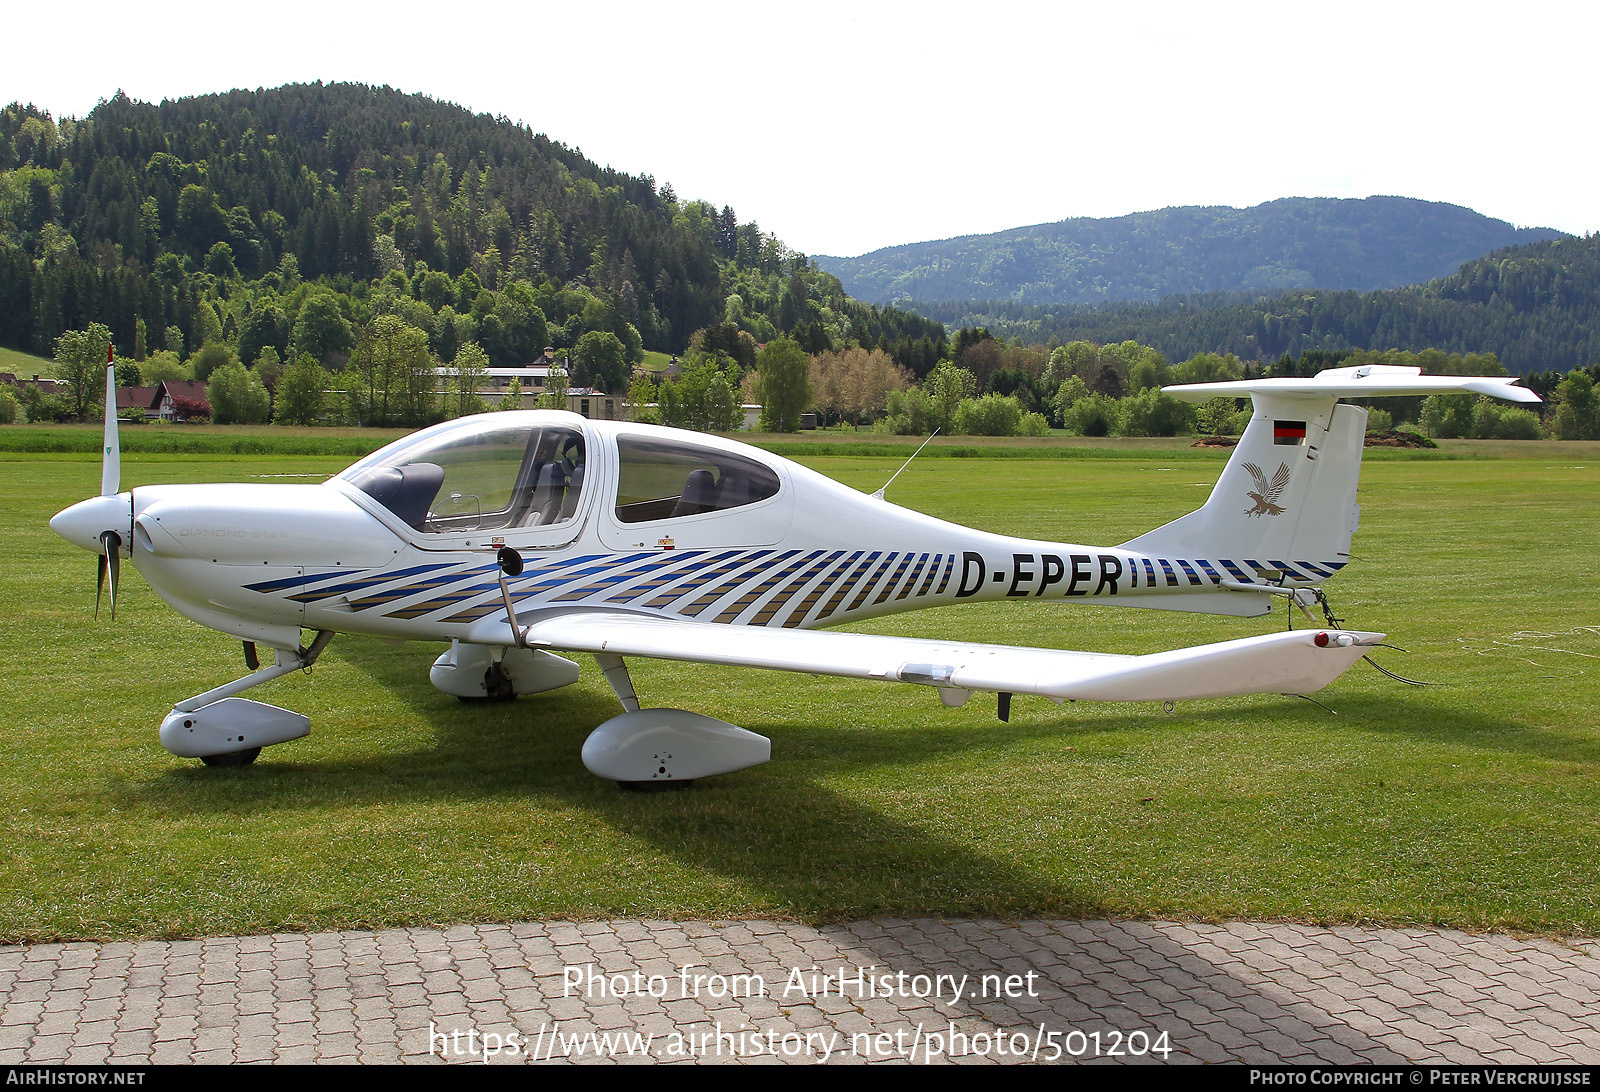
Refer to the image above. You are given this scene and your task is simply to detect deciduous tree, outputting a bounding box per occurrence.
[924,362,977,434]
[954,394,1048,436]
[53,323,113,421]
[189,340,236,382]
[755,338,811,432]
[347,315,436,426]
[292,294,354,365]
[1552,371,1599,440]
[536,360,568,410]
[660,355,741,432]
[449,341,490,418]
[274,357,329,426]
[626,374,658,423]
[573,330,629,394]
[207,361,271,424]
[809,346,910,428]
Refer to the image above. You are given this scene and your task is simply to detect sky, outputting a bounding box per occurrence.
[6,0,1595,258]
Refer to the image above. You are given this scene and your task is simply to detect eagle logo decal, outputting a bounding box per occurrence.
[1243,462,1291,517]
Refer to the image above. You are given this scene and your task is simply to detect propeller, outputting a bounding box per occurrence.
[96,343,123,618]
[53,341,131,617]
[96,529,122,619]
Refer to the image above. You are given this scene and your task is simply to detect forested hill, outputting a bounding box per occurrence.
[0,83,944,366]
[913,233,1600,374]
[817,197,1565,307]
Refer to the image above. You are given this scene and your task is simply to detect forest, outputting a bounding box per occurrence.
[912,234,1600,375]
[1,84,1596,441]
[0,84,945,370]
[818,197,1564,307]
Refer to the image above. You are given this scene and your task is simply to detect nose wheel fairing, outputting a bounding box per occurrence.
[154,633,334,763]
[160,697,309,759]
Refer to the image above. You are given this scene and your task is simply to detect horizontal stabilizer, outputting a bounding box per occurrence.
[466,610,1383,703]
[1165,365,1539,404]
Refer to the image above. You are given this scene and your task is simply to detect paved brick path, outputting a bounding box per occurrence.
[1,919,1595,1064]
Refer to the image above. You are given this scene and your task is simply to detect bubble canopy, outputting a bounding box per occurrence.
[336,414,586,533]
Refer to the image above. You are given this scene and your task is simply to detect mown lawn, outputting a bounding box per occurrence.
[0,346,53,377]
[0,444,1595,940]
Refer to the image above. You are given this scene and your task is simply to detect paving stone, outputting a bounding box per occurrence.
[0,918,1595,1065]
[69,1018,118,1046]
[24,1033,73,1062]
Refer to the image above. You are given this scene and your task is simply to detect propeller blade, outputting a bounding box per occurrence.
[95,551,107,619]
[101,344,120,497]
[108,537,120,621]
[98,530,122,620]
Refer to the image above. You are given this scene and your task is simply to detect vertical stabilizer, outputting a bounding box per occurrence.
[1120,394,1363,565]
[1118,367,1538,579]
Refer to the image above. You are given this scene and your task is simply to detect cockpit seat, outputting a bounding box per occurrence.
[717,470,756,509]
[558,462,585,521]
[672,468,718,517]
[525,462,566,526]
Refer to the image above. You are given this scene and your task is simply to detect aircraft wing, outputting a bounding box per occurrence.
[466,610,1384,703]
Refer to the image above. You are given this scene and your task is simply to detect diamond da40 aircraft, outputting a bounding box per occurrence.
[51,362,1537,786]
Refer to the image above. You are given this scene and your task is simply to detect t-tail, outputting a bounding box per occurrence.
[1116,365,1539,606]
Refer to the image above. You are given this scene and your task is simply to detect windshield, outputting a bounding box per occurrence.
[337,417,586,533]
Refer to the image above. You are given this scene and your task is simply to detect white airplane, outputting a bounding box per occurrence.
[51,362,1538,787]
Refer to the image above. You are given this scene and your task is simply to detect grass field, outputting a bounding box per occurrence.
[0,346,54,378]
[7,421,1592,462]
[1,442,1596,941]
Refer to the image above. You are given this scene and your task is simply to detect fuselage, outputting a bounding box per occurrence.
[81,411,1342,654]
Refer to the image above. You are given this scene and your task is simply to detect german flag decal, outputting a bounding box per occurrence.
[1274,420,1307,445]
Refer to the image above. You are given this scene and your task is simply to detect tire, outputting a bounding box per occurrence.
[617,779,695,792]
[201,747,261,767]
